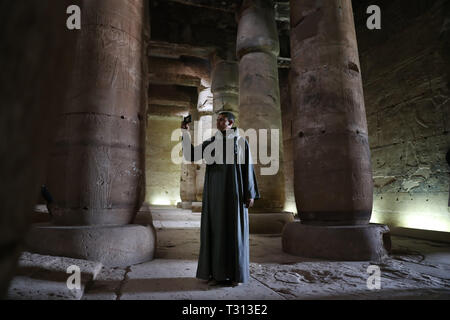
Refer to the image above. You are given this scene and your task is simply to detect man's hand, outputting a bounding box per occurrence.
[245,198,254,208]
[181,121,189,130]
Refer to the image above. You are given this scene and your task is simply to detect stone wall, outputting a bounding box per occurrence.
[145,115,182,206]
[354,0,450,232]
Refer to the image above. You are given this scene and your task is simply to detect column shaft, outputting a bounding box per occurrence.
[237,0,285,211]
[195,81,214,202]
[27,0,156,267]
[280,69,297,214]
[48,0,148,226]
[180,109,198,203]
[290,0,373,225]
[211,60,239,125]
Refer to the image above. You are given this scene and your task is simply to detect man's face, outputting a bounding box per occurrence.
[216,114,232,131]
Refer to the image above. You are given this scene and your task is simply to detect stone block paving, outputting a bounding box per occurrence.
[7,207,450,300]
[8,252,102,300]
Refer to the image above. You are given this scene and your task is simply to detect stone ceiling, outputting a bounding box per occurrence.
[149,0,290,60]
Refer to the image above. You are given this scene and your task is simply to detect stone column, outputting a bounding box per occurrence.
[282,0,390,261]
[236,0,286,212]
[26,0,156,267]
[138,1,152,217]
[193,80,214,211]
[211,60,239,125]
[205,58,238,209]
[279,69,297,214]
[0,0,76,298]
[207,59,238,206]
[236,0,293,234]
[179,108,198,209]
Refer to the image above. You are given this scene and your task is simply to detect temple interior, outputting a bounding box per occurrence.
[1,0,449,300]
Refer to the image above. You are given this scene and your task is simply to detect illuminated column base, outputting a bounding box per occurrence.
[26,224,156,267]
[249,213,295,234]
[282,223,391,262]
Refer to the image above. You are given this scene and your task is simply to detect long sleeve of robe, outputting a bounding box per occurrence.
[182,129,260,283]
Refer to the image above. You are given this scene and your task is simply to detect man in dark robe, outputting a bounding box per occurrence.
[181,111,260,286]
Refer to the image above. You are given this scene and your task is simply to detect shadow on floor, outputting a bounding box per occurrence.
[13,265,94,282]
[122,277,210,293]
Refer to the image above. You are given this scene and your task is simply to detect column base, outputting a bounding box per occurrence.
[177,201,193,209]
[282,222,391,262]
[25,224,157,267]
[191,202,202,212]
[139,203,152,214]
[249,213,295,234]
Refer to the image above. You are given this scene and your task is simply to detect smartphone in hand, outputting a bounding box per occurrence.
[183,114,192,124]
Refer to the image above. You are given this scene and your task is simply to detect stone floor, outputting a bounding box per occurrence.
[7,206,450,300]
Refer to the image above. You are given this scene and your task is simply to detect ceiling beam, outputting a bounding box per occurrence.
[148,40,216,60]
[149,43,290,70]
[149,56,211,81]
[149,73,200,87]
[148,104,189,117]
[162,0,290,22]
[163,0,238,12]
[148,84,198,108]
[148,56,212,87]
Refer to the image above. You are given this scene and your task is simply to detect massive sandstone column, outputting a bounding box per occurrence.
[236,0,293,234]
[178,77,213,211]
[194,79,214,208]
[291,0,372,225]
[211,59,239,125]
[279,69,297,214]
[0,0,76,298]
[203,58,238,207]
[26,0,156,267]
[179,108,198,209]
[236,0,286,212]
[282,0,390,260]
[185,59,233,212]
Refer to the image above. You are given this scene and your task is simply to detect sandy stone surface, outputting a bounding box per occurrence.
[8,252,102,300]
[82,266,127,300]
[119,260,282,300]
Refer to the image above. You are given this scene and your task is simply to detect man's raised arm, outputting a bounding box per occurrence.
[181,122,204,162]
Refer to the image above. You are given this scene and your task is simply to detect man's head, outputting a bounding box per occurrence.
[216,111,236,131]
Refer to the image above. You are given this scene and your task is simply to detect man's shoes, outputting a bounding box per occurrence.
[218,280,241,287]
[208,279,219,286]
[207,278,242,287]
